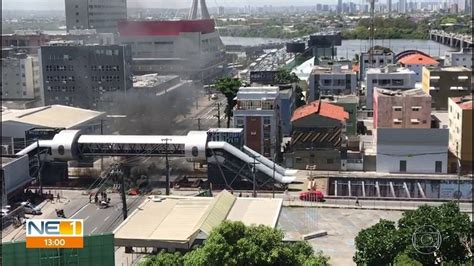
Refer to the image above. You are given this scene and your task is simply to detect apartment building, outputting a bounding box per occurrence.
[321,94,358,135]
[1,53,42,108]
[359,47,395,80]
[373,88,431,129]
[233,87,280,159]
[364,65,417,109]
[398,53,439,82]
[448,95,473,173]
[308,65,357,101]
[421,66,472,110]
[444,48,472,68]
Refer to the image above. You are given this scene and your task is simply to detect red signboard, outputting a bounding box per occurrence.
[118,19,216,36]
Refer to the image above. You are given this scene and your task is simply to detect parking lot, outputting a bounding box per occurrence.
[278,207,403,266]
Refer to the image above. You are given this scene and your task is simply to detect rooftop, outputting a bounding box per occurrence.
[113,190,282,249]
[310,65,354,75]
[426,66,471,72]
[366,66,415,75]
[291,100,349,122]
[451,94,473,110]
[377,128,448,146]
[398,53,439,65]
[133,74,179,88]
[375,87,430,97]
[1,105,105,128]
[320,94,359,104]
[236,86,279,100]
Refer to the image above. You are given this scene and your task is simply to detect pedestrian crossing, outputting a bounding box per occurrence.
[199,114,226,120]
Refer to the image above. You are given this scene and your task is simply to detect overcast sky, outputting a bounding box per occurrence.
[3,0,343,11]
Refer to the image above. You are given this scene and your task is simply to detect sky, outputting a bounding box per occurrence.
[3,0,347,11]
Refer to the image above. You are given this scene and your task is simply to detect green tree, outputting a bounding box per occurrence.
[214,77,242,128]
[140,251,184,266]
[353,202,473,265]
[397,202,472,265]
[142,221,329,266]
[353,219,402,266]
[275,69,306,108]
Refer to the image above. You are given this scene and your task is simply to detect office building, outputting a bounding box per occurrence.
[373,88,431,129]
[308,65,357,101]
[421,66,472,110]
[65,0,127,33]
[38,43,132,110]
[233,87,280,159]
[364,65,417,109]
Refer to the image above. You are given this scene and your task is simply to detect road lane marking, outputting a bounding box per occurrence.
[84,215,90,221]
[104,216,110,222]
[70,202,92,218]
[91,227,97,234]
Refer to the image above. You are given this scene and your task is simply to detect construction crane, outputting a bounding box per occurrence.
[368,0,377,68]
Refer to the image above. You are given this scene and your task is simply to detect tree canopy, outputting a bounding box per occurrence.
[354,202,473,265]
[141,221,330,266]
[214,77,242,128]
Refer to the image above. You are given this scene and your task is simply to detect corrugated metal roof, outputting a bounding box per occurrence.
[197,190,236,236]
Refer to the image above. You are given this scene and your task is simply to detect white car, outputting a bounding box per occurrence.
[1,208,10,218]
[21,202,42,215]
[210,93,218,100]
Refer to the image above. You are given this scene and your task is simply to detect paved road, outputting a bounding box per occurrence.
[70,194,145,235]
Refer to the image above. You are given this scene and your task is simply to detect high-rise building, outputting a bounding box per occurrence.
[65,0,127,33]
[338,0,343,14]
[399,0,407,13]
[38,43,132,110]
[387,0,392,13]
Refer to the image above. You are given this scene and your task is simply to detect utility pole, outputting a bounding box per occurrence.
[216,102,221,128]
[36,139,43,196]
[119,167,127,219]
[197,118,201,130]
[162,138,172,195]
[456,158,461,207]
[250,155,260,198]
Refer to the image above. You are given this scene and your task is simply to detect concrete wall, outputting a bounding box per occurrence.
[365,70,417,109]
[377,128,449,174]
[1,155,31,203]
[284,149,341,170]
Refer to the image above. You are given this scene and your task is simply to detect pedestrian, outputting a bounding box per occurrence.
[94,194,99,205]
[89,194,93,203]
[56,192,61,203]
[355,197,360,207]
[239,192,242,197]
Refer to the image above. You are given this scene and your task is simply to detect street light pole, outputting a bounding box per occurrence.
[216,102,221,128]
[162,138,172,195]
[36,139,43,196]
[250,155,260,198]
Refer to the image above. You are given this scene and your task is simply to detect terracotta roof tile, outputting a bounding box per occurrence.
[451,95,473,110]
[398,53,439,65]
[291,100,349,122]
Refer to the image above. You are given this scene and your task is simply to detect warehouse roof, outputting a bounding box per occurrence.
[1,105,105,128]
[114,190,282,249]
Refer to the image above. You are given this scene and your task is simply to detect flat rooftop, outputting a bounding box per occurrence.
[1,105,105,129]
[114,190,282,250]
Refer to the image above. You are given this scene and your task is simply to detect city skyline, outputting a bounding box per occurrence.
[2,0,446,11]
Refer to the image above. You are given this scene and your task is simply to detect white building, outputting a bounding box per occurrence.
[1,155,31,206]
[1,53,42,107]
[1,105,105,154]
[308,65,357,101]
[233,87,280,158]
[364,65,417,109]
[377,128,448,174]
[359,48,395,81]
[444,48,473,68]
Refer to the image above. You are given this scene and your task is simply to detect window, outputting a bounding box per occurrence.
[393,106,402,112]
[412,106,421,111]
[392,79,404,86]
[326,159,334,164]
[295,157,303,163]
[263,117,271,125]
[399,160,407,172]
[435,161,442,173]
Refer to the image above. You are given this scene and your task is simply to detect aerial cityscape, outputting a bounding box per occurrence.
[1,0,472,265]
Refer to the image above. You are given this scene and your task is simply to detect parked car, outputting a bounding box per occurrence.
[299,190,325,202]
[1,206,11,217]
[21,202,42,215]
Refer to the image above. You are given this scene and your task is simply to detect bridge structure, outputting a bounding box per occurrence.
[429,30,473,49]
[17,130,297,190]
